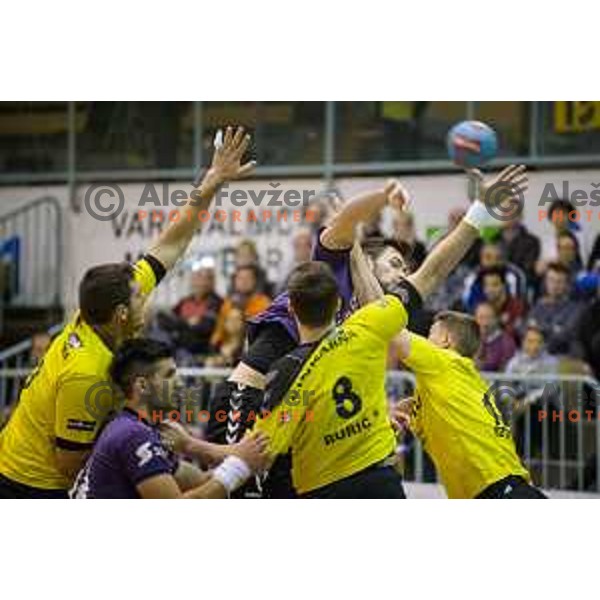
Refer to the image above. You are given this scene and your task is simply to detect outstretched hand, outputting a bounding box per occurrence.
[471,164,528,211]
[207,126,256,185]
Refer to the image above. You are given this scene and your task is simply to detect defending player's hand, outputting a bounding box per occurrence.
[471,164,528,213]
[158,420,194,454]
[205,126,256,186]
[384,179,410,212]
[231,431,270,473]
[390,398,413,432]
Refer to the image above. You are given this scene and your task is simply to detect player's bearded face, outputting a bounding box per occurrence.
[140,359,180,410]
[374,247,409,289]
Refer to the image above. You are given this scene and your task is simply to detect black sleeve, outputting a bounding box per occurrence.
[241,322,297,376]
[385,277,423,320]
[143,253,167,285]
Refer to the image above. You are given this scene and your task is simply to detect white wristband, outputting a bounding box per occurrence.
[212,456,252,494]
[463,200,489,231]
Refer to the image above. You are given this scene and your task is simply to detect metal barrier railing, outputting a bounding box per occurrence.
[0,195,63,307]
[1,366,598,494]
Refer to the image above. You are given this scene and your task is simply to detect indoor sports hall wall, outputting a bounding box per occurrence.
[0,169,598,313]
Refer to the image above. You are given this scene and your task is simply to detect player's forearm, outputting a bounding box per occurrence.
[407,220,479,299]
[182,477,228,499]
[147,168,223,271]
[183,436,230,468]
[320,189,387,249]
[350,243,384,305]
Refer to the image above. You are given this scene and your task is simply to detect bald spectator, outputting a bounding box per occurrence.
[149,265,223,363]
[277,226,314,293]
[463,244,527,314]
[172,266,223,351]
[528,262,582,355]
[475,302,517,372]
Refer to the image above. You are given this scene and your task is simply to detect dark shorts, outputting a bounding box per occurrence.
[302,463,406,499]
[476,476,548,499]
[0,473,68,499]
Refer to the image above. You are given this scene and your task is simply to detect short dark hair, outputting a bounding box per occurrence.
[548,199,575,220]
[479,265,507,283]
[79,262,134,325]
[110,338,174,397]
[362,236,411,263]
[524,321,545,339]
[434,311,481,358]
[546,261,570,277]
[287,261,339,328]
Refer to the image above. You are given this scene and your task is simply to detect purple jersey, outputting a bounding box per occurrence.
[247,229,355,345]
[70,409,178,499]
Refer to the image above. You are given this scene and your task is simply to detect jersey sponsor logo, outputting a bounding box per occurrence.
[66,418,97,432]
[135,441,170,467]
[63,333,83,360]
[68,333,83,349]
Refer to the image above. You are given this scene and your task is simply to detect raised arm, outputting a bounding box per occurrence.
[147,126,255,271]
[319,180,408,250]
[350,241,385,306]
[407,165,527,299]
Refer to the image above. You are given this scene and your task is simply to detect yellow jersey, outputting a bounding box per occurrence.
[254,295,407,495]
[0,257,161,490]
[403,333,530,499]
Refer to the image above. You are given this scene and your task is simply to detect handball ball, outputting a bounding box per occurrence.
[447,120,498,168]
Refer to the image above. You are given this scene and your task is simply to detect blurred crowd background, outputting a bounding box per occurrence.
[142,197,600,381]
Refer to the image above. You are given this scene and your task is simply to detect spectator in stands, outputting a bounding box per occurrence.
[587,233,600,272]
[528,262,583,355]
[506,324,559,375]
[478,266,526,339]
[474,302,517,372]
[234,238,272,296]
[496,212,541,283]
[537,200,585,279]
[277,226,314,293]
[575,283,600,379]
[556,230,584,278]
[170,264,223,354]
[29,331,51,366]
[211,265,271,348]
[205,307,246,368]
[463,242,527,312]
[392,211,427,271]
